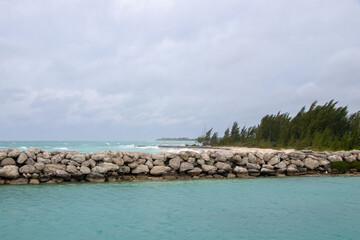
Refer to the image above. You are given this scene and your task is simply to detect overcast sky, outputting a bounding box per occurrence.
[1,0,360,140]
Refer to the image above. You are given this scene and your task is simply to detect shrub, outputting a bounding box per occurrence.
[330,161,349,173]
[348,161,360,171]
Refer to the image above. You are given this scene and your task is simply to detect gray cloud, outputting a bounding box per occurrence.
[1,0,360,140]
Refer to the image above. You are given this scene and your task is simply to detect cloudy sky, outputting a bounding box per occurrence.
[1,0,360,140]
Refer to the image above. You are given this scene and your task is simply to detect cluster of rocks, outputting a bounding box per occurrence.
[0,147,359,185]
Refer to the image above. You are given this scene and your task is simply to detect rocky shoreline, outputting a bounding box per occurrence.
[0,148,359,185]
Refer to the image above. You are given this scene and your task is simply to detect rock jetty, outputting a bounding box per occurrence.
[0,148,359,185]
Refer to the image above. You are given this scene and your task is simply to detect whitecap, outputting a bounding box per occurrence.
[106,142,110,146]
[53,147,69,150]
[116,144,136,149]
[19,146,28,150]
[165,148,200,153]
[135,146,159,150]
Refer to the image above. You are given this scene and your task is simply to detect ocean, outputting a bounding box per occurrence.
[0,177,359,240]
[0,140,199,154]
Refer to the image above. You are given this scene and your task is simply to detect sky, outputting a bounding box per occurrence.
[1,0,360,140]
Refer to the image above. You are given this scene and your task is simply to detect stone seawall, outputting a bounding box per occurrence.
[0,148,360,184]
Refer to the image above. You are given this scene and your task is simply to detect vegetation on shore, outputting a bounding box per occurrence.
[197,100,360,151]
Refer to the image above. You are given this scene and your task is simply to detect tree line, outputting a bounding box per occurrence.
[197,100,360,150]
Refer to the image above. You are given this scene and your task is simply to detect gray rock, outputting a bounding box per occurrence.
[44,164,66,174]
[1,158,16,166]
[169,157,182,171]
[112,158,124,166]
[0,151,7,161]
[8,178,28,185]
[8,149,22,158]
[98,162,119,172]
[328,155,342,162]
[246,163,261,170]
[150,166,171,176]
[304,158,320,170]
[234,166,248,174]
[66,165,79,175]
[38,157,51,164]
[215,155,227,162]
[153,159,165,166]
[145,160,153,169]
[248,153,257,163]
[201,165,217,174]
[93,153,106,161]
[197,159,205,165]
[34,162,45,171]
[268,156,280,166]
[294,159,304,167]
[180,162,194,172]
[0,165,19,179]
[238,157,248,166]
[248,169,260,176]
[274,161,287,169]
[28,147,41,154]
[178,151,189,160]
[25,158,36,165]
[262,164,274,169]
[215,162,232,172]
[344,155,357,163]
[132,165,150,174]
[200,152,210,161]
[19,165,37,174]
[80,165,91,174]
[319,159,330,166]
[187,167,203,176]
[55,170,71,178]
[17,153,28,164]
[187,157,196,164]
[42,151,51,159]
[71,154,86,163]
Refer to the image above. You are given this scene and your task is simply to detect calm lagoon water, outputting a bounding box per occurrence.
[1,176,359,240]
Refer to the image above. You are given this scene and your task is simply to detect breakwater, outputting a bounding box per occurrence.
[0,148,359,184]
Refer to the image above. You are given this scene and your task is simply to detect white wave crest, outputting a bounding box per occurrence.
[19,146,28,150]
[53,147,69,150]
[116,144,136,149]
[166,148,200,153]
[135,146,159,149]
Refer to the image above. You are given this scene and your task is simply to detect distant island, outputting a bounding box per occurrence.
[156,137,196,141]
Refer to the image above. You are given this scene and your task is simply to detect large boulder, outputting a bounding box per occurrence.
[80,166,91,174]
[51,155,62,164]
[180,162,194,172]
[150,166,171,176]
[201,165,217,174]
[71,154,86,163]
[268,156,280,166]
[0,151,7,161]
[215,162,232,172]
[98,162,119,172]
[132,165,150,174]
[246,163,261,170]
[169,157,182,171]
[44,164,66,174]
[8,149,22,158]
[328,155,342,162]
[19,165,37,174]
[1,158,16,166]
[17,153,28,164]
[234,166,248,174]
[187,167,203,176]
[34,162,45,171]
[304,158,320,170]
[0,166,19,179]
[28,147,41,154]
[55,170,71,179]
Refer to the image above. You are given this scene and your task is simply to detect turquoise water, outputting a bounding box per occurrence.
[0,140,198,153]
[0,176,359,240]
